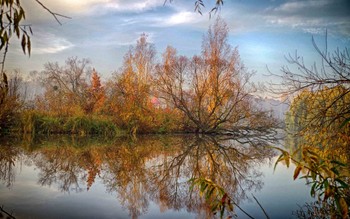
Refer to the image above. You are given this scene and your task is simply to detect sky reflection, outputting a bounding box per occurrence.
[0,135,313,218]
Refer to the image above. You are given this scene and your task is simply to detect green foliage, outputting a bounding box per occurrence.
[17,111,122,137]
[64,116,120,136]
[189,178,235,219]
[189,177,272,219]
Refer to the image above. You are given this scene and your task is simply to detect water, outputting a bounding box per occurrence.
[0,135,313,219]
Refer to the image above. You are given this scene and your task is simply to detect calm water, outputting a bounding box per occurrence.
[0,135,313,219]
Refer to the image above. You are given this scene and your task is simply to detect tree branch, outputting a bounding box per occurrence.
[35,0,71,25]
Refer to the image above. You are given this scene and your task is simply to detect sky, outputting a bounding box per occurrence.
[5,0,350,83]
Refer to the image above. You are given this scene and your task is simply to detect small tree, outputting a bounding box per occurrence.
[156,18,276,134]
[84,69,105,114]
[113,34,156,134]
[37,57,91,116]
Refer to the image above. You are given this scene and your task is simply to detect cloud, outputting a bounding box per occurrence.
[32,32,74,54]
[102,0,163,12]
[78,31,156,48]
[271,0,330,13]
[261,0,350,36]
[157,11,203,26]
[23,0,164,22]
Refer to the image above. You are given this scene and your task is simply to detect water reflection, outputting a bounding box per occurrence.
[0,141,21,188]
[0,135,274,218]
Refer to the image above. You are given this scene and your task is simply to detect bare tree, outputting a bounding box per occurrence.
[43,57,90,94]
[269,33,350,127]
[38,57,91,115]
[0,0,70,77]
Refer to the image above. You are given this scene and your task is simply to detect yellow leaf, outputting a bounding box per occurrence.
[324,187,332,201]
[339,197,348,219]
[284,152,290,168]
[293,165,302,180]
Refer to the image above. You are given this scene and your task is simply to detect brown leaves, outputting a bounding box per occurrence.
[338,197,348,219]
[85,69,105,114]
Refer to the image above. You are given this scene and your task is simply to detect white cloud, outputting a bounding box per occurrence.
[32,32,74,54]
[272,0,330,13]
[103,0,163,12]
[150,11,205,27]
[302,27,326,35]
[165,11,199,26]
[24,0,164,20]
[59,0,110,10]
[261,0,350,36]
[77,31,156,48]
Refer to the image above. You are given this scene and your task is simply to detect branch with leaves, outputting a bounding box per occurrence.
[164,0,224,16]
[273,146,349,219]
[189,178,270,219]
[0,0,71,75]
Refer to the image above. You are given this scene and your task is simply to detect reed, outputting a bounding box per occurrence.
[17,111,122,137]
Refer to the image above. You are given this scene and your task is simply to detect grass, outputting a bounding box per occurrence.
[16,111,124,137]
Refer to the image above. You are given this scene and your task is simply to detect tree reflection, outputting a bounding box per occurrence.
[0,139,22,188]
[147,136,274,217]
[33,146,84,193]
[102,139,154,219]
[0,135,274,218]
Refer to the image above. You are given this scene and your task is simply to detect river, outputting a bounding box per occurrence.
[0,135,313,218]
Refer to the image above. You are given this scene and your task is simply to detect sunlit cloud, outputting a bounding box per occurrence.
[102,0,163,12]
[59,0,110,10]
[24,0,164,19]
[164,11,200,26]
[148,10,206,28]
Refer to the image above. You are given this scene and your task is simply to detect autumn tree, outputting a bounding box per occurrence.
[156,18,276,134]
[0,71,24,132]
[273,34,350,126]
[286,86,350,157]
[111,34,156,134]
[37,57,91,116]
[84,69,105,114]
[276,36,350,157]
[273,36,350,217]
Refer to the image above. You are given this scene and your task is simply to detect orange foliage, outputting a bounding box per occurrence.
[84,69,105,114]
